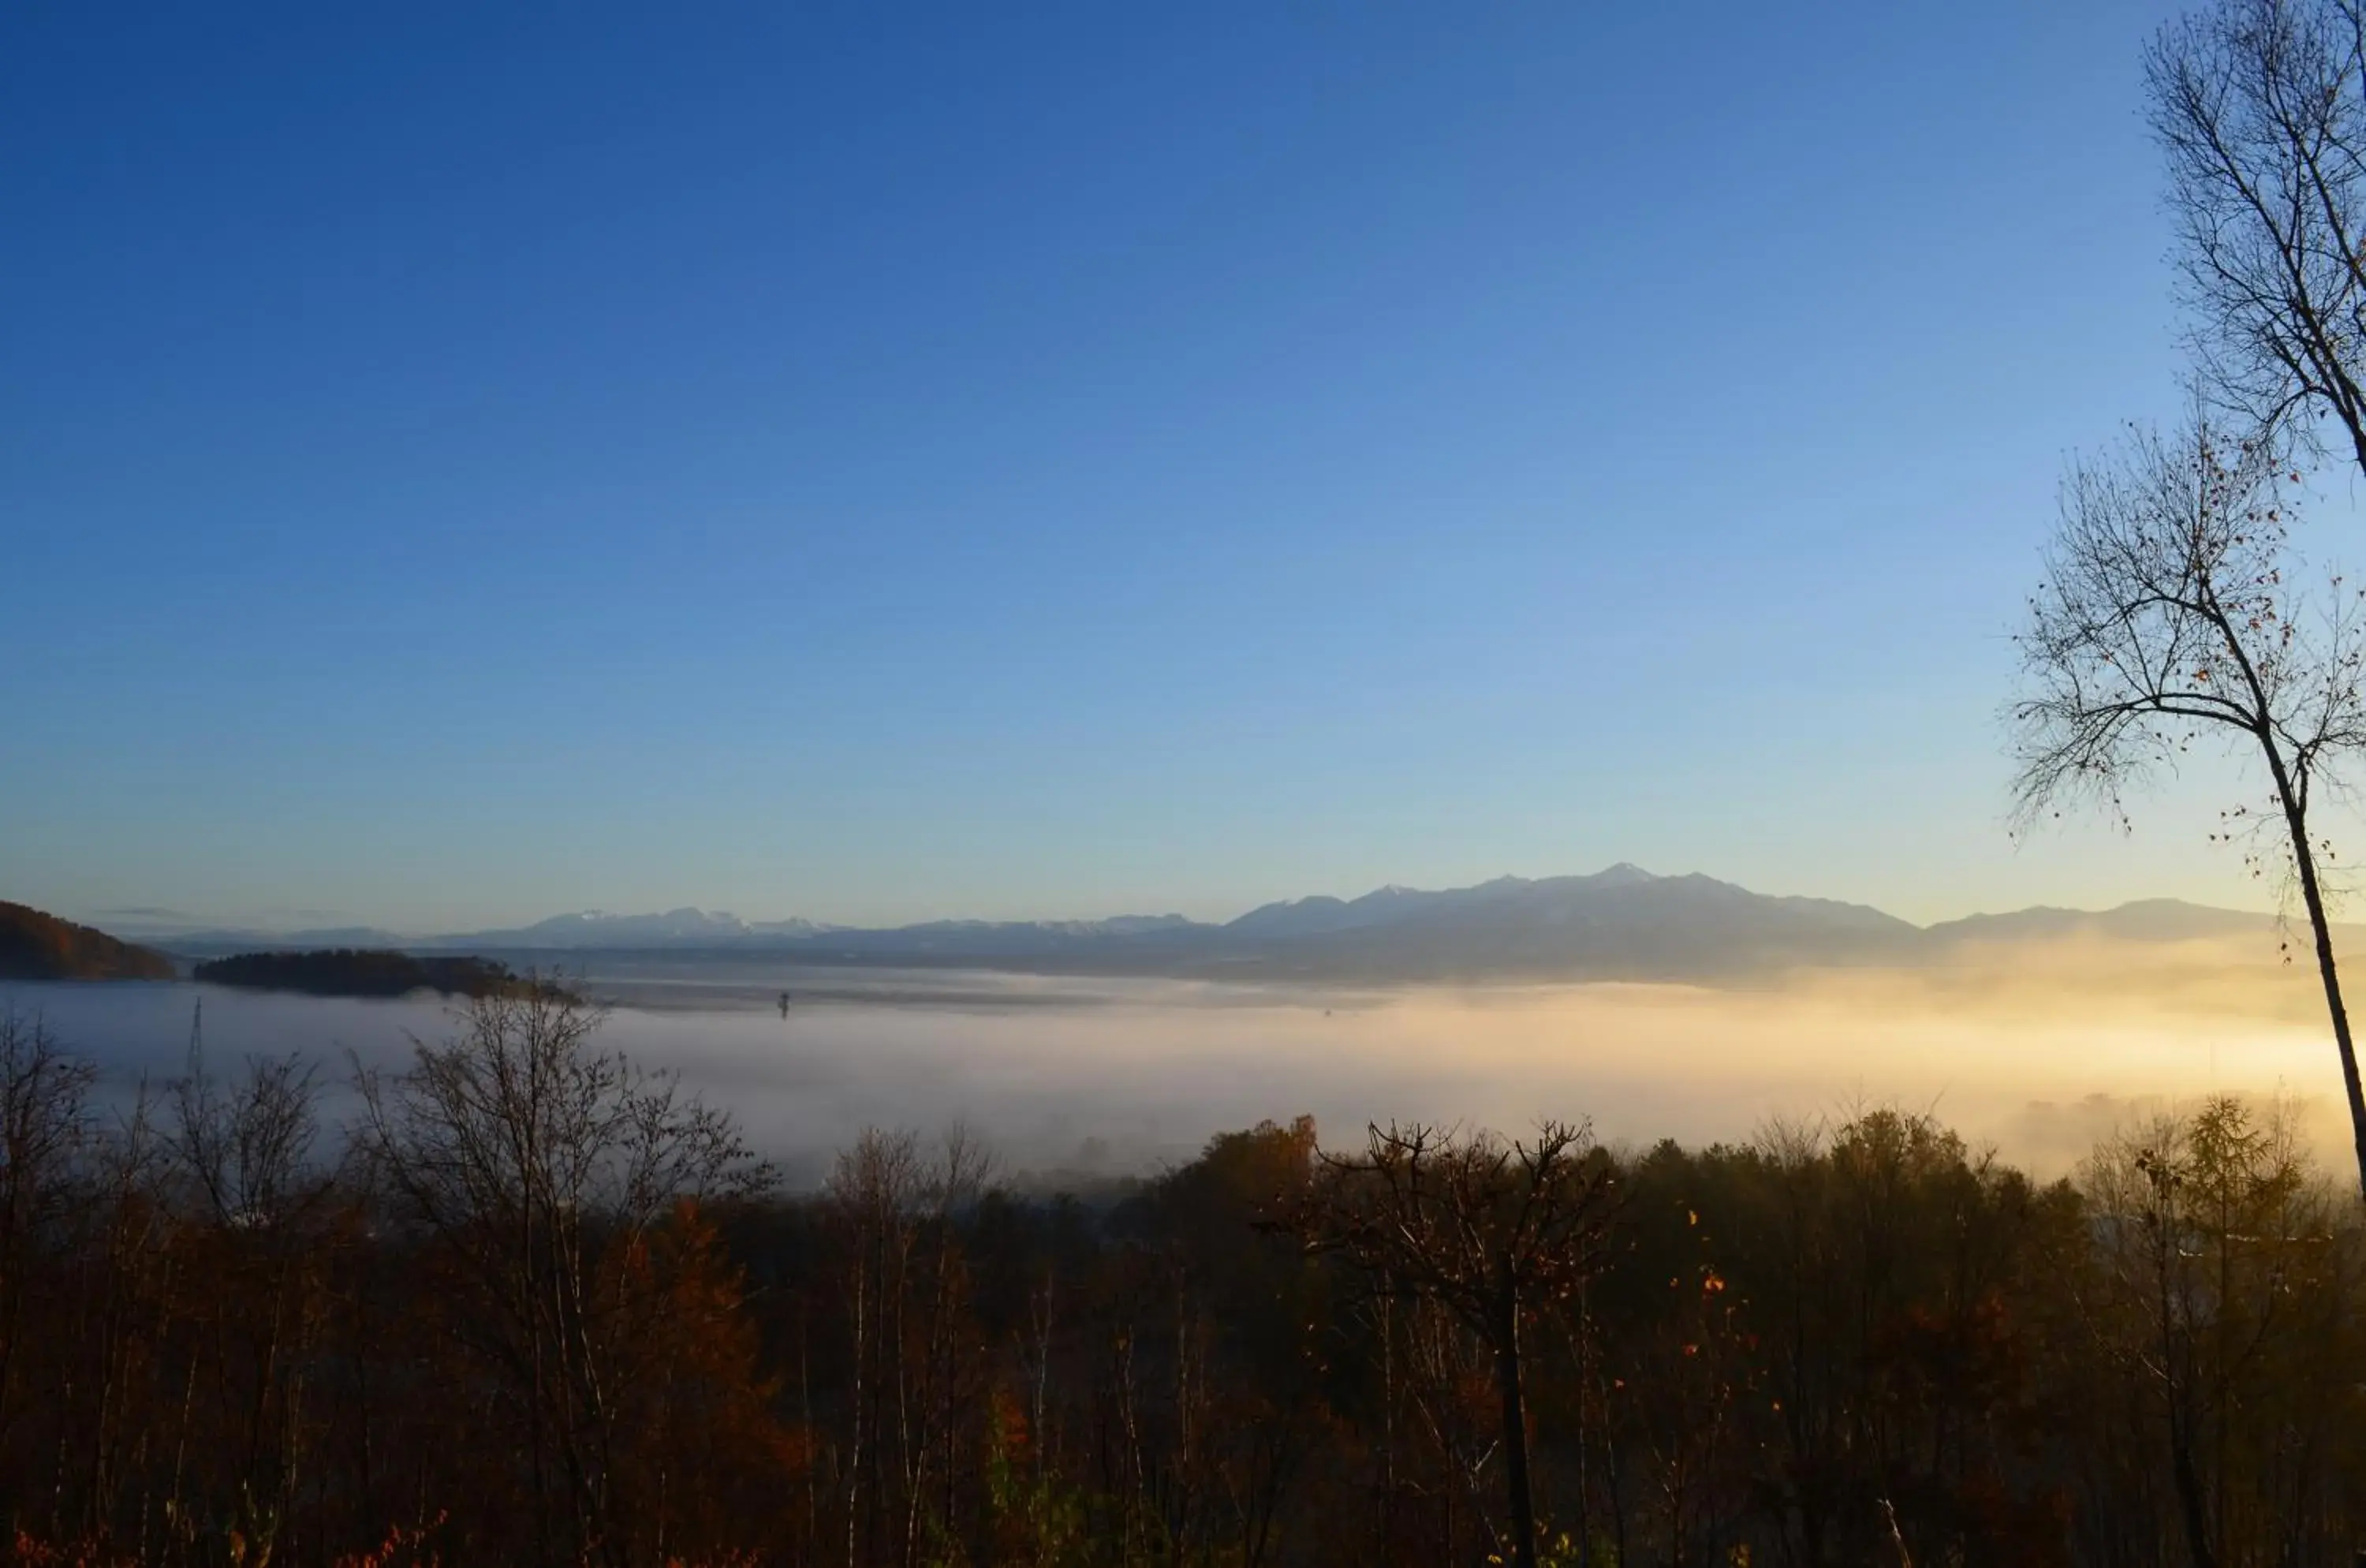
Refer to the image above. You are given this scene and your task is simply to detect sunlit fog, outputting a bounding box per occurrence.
[13,927,2344,1185]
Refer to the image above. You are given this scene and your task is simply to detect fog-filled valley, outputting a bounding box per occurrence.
[12,924,2349,1184]
[6,927,2366,1565]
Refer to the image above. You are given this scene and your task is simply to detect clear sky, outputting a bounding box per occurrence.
[7,0,2315,934]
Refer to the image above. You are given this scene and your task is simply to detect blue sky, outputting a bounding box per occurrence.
[5,0,2299,932]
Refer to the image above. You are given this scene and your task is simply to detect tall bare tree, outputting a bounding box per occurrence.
[1275,1120,1616,1568]
[0,1007,92,1497]
[2011,413,2366,1200]
[354,984,774,1566]
[164,1032,334,1542]
[2150,0,2366,480]
[2081,1096,2329,1568]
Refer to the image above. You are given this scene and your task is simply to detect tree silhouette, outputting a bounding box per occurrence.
[2150,0,2366,482]
[1274,1120,1615,1568]
[2012,411,2366,1201]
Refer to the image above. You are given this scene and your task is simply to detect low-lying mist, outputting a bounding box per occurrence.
[6,928,2349,1185]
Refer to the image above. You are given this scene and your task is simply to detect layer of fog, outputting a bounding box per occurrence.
[5,931,2349,1187]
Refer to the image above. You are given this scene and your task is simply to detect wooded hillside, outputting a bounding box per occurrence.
[0,901,173,980]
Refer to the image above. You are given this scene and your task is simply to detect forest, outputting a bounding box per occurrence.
[0,903,173,984]
[188,950,546,1002]
[0,989,2358,1568]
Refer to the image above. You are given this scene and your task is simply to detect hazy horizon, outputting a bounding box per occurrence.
[48,861,2344,945]
[8,920,2351,1185]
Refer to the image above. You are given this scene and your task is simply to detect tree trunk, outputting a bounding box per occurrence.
[1494,1292,1538,1568]
[2170,1408,2219,1568]
[2280,788,2366,1208]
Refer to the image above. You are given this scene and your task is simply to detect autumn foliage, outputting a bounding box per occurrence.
[1,993,2364,1563]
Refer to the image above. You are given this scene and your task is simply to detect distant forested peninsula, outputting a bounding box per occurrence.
[0,902,175,980]
[192,949,539,999]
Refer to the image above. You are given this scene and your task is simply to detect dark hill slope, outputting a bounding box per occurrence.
[0,902,175,980]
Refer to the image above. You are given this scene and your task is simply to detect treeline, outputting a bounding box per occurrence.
[0,995,2362,1566]
[188,949,544,1000]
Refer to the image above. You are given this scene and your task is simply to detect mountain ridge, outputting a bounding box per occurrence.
[118,867,2342,986]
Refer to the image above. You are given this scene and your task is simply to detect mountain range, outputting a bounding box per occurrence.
[119,867,2334,986]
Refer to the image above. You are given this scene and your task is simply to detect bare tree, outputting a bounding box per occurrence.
[821,1125,995,1568]
[2149,0,2366,480]
[164,1028,334,1541]
[353,984,774,1566]
[168,1033,326,1231]
[905,1126,994,1568]
[2011,413,2366,1200]
[2078,1096,2332,1568]
[0,1008,92,1472]
[1274,1120,1616,1568]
